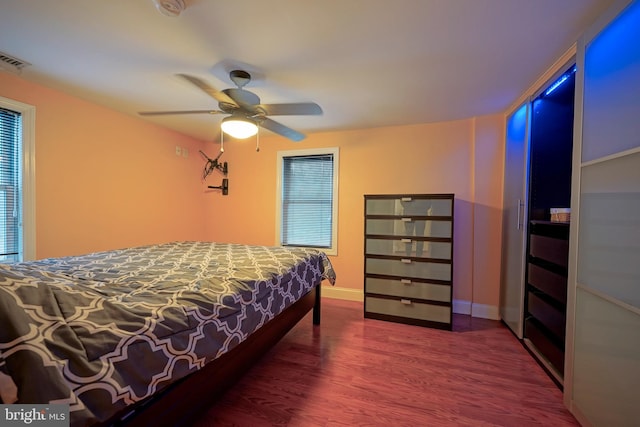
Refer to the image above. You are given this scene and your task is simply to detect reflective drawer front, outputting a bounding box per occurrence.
[366,296,451,323]
[366,219,452,238]
[366,277,451,302]
[365,237,451,259]
[365,258,451,281]
[366,198,453,216]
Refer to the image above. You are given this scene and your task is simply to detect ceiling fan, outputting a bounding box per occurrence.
[139,70,322,142]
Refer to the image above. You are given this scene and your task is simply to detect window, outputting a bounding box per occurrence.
[0,97,35,262]
[0,108,20,262]
[276,147,338,255]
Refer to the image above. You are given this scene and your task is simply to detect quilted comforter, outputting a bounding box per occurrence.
[0,241,335,426]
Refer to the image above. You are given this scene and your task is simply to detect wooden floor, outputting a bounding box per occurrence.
[193,298,578,427]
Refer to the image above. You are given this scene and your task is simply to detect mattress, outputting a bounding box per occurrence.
[0,241,335,426]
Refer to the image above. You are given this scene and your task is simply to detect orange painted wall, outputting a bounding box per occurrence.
[471,115,505,310]
[0,72,208,259]
[202,117,505,312]
[1,71,505,314]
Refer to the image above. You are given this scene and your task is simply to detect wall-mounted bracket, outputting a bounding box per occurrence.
[200,150,228,179]
[208,178,229,195]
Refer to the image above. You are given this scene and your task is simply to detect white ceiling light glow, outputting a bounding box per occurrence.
[221,116,258,139]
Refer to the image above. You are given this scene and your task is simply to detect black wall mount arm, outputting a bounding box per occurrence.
[208,178,229,195]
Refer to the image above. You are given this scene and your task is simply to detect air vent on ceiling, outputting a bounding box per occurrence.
[0,52,31,74]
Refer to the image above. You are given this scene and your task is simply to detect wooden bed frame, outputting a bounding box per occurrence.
[101,284,322,426]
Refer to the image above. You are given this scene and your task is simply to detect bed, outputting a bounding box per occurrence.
[0,241,336,426]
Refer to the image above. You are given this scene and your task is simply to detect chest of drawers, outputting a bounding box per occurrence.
[364,194,454,330]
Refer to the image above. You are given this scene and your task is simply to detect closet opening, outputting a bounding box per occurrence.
[523,63,576,385]
[529,65,576,221]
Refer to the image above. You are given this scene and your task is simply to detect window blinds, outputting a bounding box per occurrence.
[281,154,334,248]
[0,107,21,262]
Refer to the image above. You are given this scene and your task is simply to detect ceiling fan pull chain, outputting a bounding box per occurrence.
[220,129,225,152]
[256,128,260,152]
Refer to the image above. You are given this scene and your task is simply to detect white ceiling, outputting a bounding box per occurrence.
[0,0,612,142]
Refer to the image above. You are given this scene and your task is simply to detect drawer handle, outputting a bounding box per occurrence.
[401,197,412,202]
[517,199,525,230]
[400,299,412,305]
[400,279,412,285]
[401,238,411,243]
[401,258,411,264]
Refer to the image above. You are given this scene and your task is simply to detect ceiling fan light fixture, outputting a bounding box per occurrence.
[221,116,258,139]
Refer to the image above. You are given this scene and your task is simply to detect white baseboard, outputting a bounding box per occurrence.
[454,299,500,320]
[321,285,364,302]
[453,299,472,315]
[322,288,499,320]
[471,302,501,320]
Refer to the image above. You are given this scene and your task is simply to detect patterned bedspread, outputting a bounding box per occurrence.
[0,241,336,426]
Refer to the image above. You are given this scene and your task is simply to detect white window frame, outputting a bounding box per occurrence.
[276,147,339,256]
[0,96,36,261]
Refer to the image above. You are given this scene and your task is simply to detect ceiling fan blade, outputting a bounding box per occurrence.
[176,74,238,107]
[223,88,261,111]
[260,118,306,142]
[258,102,322,116]
[139,109,224,116]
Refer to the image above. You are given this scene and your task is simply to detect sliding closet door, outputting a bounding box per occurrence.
[500,104,530,338]
[566,0,640,425]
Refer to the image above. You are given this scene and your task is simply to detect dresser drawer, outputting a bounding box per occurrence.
[525,318,565,375]
[365,257,451,281]
[365,296,451,323]
[365,277,451,302]
[365,237,451,259]
[527,292,565,340]
[366,219,452,238]
[365,197,453,216]
[528,263,567,304]
[529,235,569,267]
